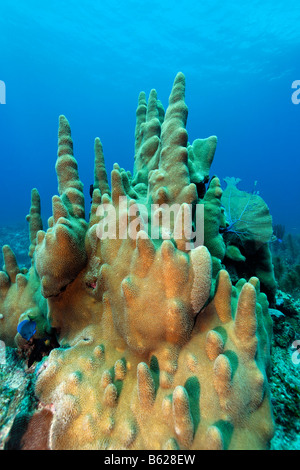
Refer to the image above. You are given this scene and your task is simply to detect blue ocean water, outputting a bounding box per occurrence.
[0,0,300,236]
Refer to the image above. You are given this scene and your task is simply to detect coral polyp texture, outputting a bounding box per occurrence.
[0,73,275,450]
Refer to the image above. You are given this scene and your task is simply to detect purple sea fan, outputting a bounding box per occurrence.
[221,177,273,250]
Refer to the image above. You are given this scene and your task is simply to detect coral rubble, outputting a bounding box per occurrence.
[0,73,276,450]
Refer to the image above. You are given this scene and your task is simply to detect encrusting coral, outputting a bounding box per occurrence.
[0,73,275,450]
